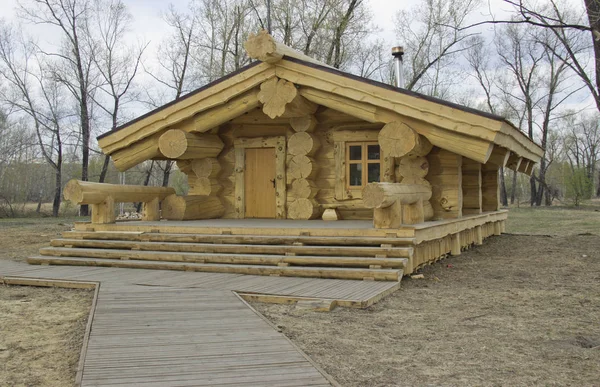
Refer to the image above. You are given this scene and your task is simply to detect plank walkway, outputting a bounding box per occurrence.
[0,260,401,386]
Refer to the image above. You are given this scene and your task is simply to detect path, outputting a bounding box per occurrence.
[1,260,399,386]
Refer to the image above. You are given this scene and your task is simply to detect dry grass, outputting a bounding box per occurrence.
[0,217,83,262]
[253,206,600,386]
[0,285,93,386]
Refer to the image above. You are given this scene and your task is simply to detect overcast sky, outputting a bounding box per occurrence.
[1,0,513,49]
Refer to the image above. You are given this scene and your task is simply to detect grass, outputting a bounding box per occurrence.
[506,200,600,235]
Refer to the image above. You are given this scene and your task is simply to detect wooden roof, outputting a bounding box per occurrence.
[98,32,543,173]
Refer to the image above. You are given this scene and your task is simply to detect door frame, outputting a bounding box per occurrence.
[234,136,287,219]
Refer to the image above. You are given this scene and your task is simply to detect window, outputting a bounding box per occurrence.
[346,142,381,189]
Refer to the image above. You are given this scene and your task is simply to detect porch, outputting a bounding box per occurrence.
[28,211,507,288]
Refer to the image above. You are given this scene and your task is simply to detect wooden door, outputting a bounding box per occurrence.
[244,147,276,218]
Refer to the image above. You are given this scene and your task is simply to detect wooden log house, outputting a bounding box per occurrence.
[29,31,543,286]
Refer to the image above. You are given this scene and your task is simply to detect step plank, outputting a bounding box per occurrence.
[28,256,401,281]
[63,230,415,246]
[51,238,413,258]
[40,247,408,269]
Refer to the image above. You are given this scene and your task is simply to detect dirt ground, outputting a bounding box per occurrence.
[0,285,93,386]
[254,217,600,385]
[0,217,79,261]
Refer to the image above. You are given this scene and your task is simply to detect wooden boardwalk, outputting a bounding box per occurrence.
[1,260,402,386]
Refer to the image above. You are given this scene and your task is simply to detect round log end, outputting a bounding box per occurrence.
[288,198,319,220]
[244,30,279,62]
[63,179,84,204]
[161,194,185,220]
[159,129,188,159]
[362,183,386,209]
[378,122,418,158]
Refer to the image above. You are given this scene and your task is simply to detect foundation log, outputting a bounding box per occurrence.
[162,195,225,220]
[288,198,320,220]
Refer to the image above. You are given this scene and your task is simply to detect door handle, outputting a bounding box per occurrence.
[270,178,276,188]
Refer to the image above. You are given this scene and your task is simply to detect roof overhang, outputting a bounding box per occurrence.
[97,37,543,173]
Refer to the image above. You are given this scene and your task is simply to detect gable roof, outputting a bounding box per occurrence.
[98,34,543,172]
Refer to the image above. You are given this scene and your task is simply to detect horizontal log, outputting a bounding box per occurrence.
[244,29,332,68]
[158,130,224,159]
[161,195,225,220]
[363,182,432,209]
[63,180,175,205]
[378,121,433,158]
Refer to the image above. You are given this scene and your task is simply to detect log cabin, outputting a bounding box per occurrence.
[29,31,543,286]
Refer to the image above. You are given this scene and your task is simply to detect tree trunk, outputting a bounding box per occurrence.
[499,166,508,207]
[529,174,537,206]
[98,155,111,183]
[136,161,155,212]
[597,170,600,197]
[510,169,517,204]
[162,160,173,187]
[52,166,61,217]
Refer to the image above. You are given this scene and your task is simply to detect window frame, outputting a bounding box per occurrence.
[345,141,382,190]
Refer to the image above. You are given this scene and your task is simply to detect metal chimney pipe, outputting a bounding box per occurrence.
[392,46,404,88]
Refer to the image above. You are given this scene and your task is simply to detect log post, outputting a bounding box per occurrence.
[363,183,432,228]
[427,148,463,219]
[142,197,160,221]
[158,130,224,159]
[91,196,115,224]
[161,195,225,220]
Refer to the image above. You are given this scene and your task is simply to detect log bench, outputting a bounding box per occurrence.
[64,180,176,224]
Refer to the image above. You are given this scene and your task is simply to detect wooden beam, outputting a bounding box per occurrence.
[481,163,499,211]
[427,148,463,219]
[277,60,543,162]
[506,152,523,171]
[109,133,164,172]
[192,90,261,133]
[158,130,224,159]
[244,29,332,68]
[257,78,316,119]
[98,64,274,154]
[298,86,494,164]
[487,146,511,167]
[461,158,482,215]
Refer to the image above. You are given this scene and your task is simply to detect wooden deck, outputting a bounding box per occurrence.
[0,259,405,386]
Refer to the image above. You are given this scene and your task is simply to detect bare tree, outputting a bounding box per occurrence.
[18,0,96,216]
[88,0,147,182]
[395,0,480,95]
[0,24,72,216]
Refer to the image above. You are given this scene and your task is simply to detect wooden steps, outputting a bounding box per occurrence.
[28,229,414,281]
[39,246,408,269]
[63,231,415,246]
[27,256,402,281]
[50,238,413,258]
